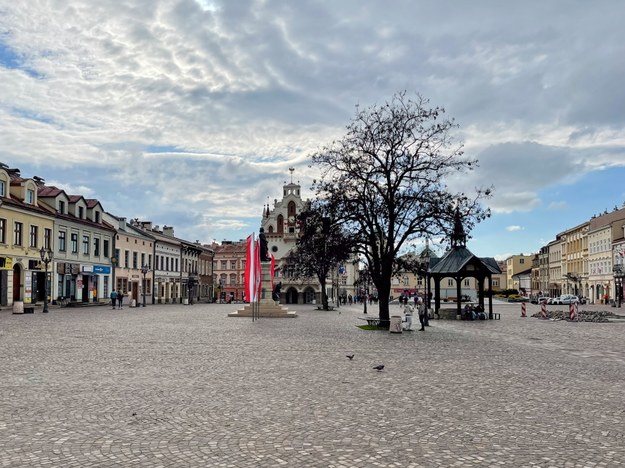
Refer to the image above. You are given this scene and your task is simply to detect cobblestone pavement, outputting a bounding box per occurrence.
[1,301,624,467]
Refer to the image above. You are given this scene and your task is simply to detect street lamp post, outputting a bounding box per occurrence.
[613,264,624,308]
[39,247,53,313]
[140,265,149,307]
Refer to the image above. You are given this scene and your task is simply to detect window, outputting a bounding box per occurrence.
[148,254,152,269]
[93,238,100,256]
[71,233,78,253]
[14,222,23,246]
[26,189,35,204]
[82,235,89,255]
[520,258,525,264]
[0,218,5,243]
[230,273,237,285]
[230,260,236,269]
[141,253,146,268]
[30,225,38,248]
[0,180,5,197]
[221,260,227,269]
[59,231,66,251]
[58,200,65,214]
[132,252,138,269]
[103,239,109,257]
[95,211,100,223]
[124,250,130,268]
[447,278,454,287]
[44,228,51,249]
[464,279,470,286]
[175,258,179,272]
[78,206,84,219]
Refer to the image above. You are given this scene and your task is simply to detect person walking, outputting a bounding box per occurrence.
[110,289,117,309]
[117,290,124,309]
[418,298,427,331]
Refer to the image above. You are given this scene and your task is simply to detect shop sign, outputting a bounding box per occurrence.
[25,275,33,303]
[0,256,13,269]
[82,265,93,273]
[93,265,111,274]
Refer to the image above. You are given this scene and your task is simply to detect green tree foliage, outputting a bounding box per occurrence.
[287,200,354,311]
[311,91,492,325]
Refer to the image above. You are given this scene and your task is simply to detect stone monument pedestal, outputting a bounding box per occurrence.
[228,261,296,318]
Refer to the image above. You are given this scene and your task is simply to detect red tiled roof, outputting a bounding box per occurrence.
[38,185,65,197]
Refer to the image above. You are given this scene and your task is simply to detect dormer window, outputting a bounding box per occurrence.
[0,180,5,197]
[78,206,84,219]
[59,200,65,214]
[26,189,35,204]
[95,211,100,223]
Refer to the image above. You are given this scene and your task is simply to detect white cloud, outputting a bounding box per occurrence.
[506,225,523,232]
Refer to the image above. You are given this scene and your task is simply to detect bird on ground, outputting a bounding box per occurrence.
[373,365,384,371]
[346,354,354,360]
[132,412,137,416]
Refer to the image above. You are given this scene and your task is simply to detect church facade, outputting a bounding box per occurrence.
[261,179,357,305]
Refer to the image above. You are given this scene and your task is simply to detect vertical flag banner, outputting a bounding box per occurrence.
[270,254,276,290]
[245,233,261,303]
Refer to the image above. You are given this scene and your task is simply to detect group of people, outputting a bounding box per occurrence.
[462,303,486,320]
[109,290,125,309]
[402,297,429,331]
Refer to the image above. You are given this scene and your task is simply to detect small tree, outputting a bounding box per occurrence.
[311,91,492,326]
[288,200,354,310]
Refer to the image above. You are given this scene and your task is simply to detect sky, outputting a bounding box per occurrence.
[2,0,625,260]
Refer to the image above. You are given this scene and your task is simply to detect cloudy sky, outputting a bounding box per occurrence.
[2,0,625,259]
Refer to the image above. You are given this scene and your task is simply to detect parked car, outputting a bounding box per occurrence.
[578,296,588,304]
[547,297,557,305]
[531,296,549,304]
[557,294,579,305]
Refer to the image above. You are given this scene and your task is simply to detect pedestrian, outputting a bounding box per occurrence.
[110,289,117,309]
[418,298,427,331]
[403,303,413,331]
[117,290,124,309]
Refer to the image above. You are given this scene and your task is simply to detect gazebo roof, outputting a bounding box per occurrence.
[429,246,501,275]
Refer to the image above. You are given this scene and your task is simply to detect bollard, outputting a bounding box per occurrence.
[541,303,547,319]
[521,302,527,317]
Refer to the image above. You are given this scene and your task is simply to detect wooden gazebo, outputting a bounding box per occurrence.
[426,208,501,319]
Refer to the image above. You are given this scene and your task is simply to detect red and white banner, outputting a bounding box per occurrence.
[569,303,577,321]
[541,303,547,319]
[270,254,275,291]
[521,302,527,317]
[245,233,261,303]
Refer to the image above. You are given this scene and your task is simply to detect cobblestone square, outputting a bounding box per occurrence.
[1,302,624,467]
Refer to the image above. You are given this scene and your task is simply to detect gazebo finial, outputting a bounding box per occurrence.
[451,204,467,248]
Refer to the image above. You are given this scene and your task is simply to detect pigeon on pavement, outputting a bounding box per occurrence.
[373,365,384,371]
[346,354,354,360]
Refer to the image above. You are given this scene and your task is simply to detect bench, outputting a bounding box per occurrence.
[358,316,381,326]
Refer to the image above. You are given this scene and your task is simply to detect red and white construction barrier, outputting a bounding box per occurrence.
[541,303,547,319]
[569,303,578,321]
[521,302,527,317]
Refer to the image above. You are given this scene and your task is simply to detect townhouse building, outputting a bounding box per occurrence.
[0,166,55,306]
[197,243,215,302]
[505,254,534,294]
[211,240,246,302]
[103,214,155,306]
[37,187,114,304]
[547,237,563,297]
[587,207,625,303]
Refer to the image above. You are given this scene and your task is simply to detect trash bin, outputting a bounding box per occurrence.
[390,315,403,333]
[12,301,24,315]
[183,298,189,305]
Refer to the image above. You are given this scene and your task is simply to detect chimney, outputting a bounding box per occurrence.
[118,217,126,230]
[163,226,175,237]
[141,221,153,230]
[33,176,46,186]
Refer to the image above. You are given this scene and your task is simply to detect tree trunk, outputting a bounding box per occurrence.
[377,281,391,328]
[320,278,329,310]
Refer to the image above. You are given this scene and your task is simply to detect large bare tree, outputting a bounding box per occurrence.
[311,92,492,326]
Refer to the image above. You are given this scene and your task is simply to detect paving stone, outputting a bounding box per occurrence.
[0,302,624,467]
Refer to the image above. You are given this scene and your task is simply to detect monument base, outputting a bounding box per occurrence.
[228,298,297,318]
[230,261,296,318]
